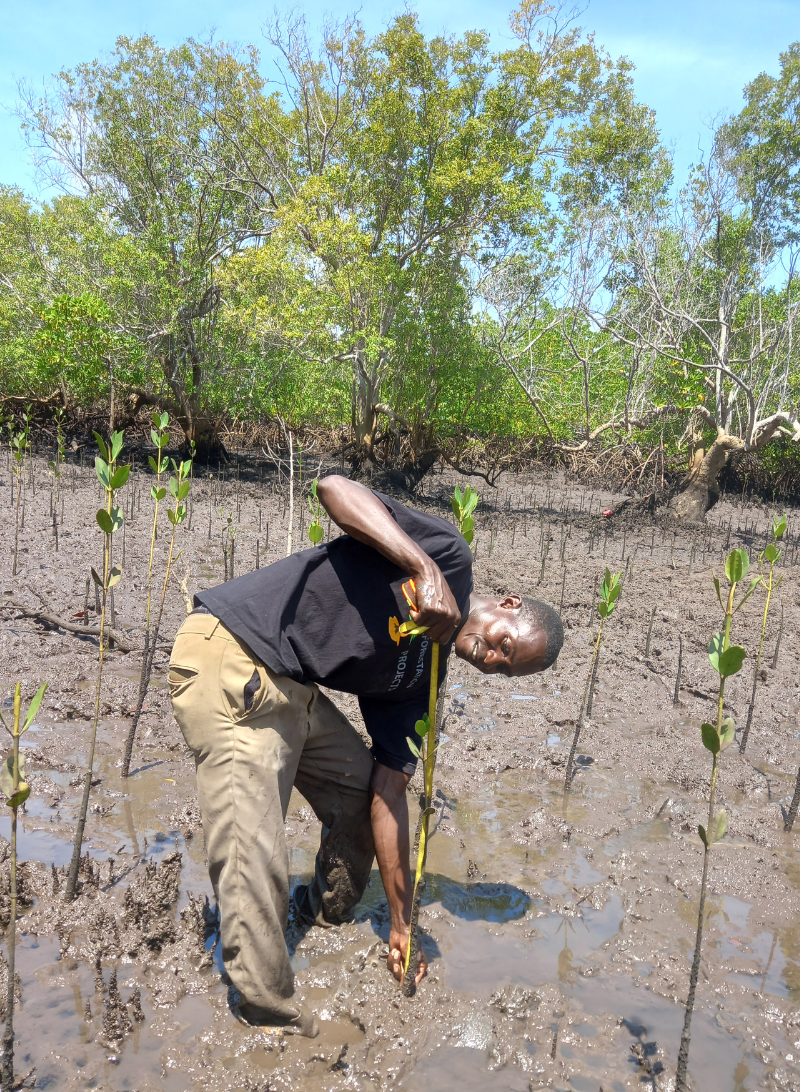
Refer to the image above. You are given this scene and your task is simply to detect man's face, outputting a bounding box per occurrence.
[454,595,548,677]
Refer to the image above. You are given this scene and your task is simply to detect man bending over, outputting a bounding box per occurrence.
[169,477,563,1035]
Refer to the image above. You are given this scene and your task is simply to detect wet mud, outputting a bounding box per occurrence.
[1,453,799,1090]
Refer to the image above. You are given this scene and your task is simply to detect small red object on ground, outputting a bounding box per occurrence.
[603,509,612,517]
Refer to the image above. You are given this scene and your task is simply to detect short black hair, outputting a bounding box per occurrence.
[519,597,564,669]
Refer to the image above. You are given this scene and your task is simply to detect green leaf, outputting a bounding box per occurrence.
[155,487,167,501]
[460,516,474,536]
[109,506,124,532]
[718,645,746,677]
[148,455,159,473]
[95,457,110,489]
[451,496,461,518]
[773,515,787,540]
[110,431,124,460]
[110,464,130,491]
[415,716,430,737]
[709,808,727,844]
[157,433,170,448]
[462,527,474,546]
[175,504,186,523]
[169,477,179,497]
[698,824,708,848]
[725,548,749,584]
[597,601,609,619]
[150,428,161,448]
[308,522,324,544]
[90,566,103,587]
[719,716,736,751]
[107,565,123,588]
[178,480,190,500]
[708,632,724,673]
[93,432,109,461]
[22,683,48,733]
[713,574,723,607]
[7,784,30,809]
[764,543,778,564]
[406,736,422,759]
[700,722,720,754]
[167,508,178,525]
[608,582,622,604]
[464,492,478,517]
[159,412,169,430]
[0,754,29,808]
[96,508,113,534]
[182,460,192,478]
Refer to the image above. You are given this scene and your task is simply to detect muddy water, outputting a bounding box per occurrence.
[2,455,800,1089]
[5,712,799,1091]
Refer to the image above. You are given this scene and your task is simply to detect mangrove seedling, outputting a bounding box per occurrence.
[65,431,129,899]
[401,639,444,996]
[739,514,787,754]
[123,413,169,778]
[8,421,28,578]
[564,569,621,794]
[222,511,236,580]
[0,682,46,1092]
[308,479,324,545]
[48,405,66,522]
[121,456,191,778]
[452,485,479,548]
[676,547,756,1091]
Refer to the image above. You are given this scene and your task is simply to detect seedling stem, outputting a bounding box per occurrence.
[66,431,129,897]
[676,548,752,1090]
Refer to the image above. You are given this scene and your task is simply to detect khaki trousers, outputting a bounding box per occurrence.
[168,613,375,1024]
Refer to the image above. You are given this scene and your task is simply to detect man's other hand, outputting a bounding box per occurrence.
[388,926,427,986]
[409,562,460,644]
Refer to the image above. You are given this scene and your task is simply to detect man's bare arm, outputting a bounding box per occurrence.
[316,475,459,643]
[370,763,427,986]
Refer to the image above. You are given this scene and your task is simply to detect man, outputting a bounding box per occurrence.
[169,476,563,1036]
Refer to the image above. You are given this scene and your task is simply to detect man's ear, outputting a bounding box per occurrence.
[498,594,522,611]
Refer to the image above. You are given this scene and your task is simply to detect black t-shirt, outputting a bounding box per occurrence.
[195,491,473,774]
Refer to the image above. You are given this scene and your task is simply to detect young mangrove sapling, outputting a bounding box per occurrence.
[401,622,444,997]
[564,569,621,794]
[121,413,169,779]
[8,421,28,578]
[65,431,130,899]
[739,515,786,754]
[675,547,757,1090]
[307,479,324,545]
[451,485,478,549]
[0,682,47,1092]
[121,456,191,778]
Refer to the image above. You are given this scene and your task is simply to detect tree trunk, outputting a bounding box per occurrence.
[177,409,225,462]
[672,435,740,522]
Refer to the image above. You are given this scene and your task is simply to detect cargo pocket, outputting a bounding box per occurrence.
[244,668,261,711]
[168,665,199,699]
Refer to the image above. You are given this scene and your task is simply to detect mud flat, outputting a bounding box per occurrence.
[1,451,799,1090]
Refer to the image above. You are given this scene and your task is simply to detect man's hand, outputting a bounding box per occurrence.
[316,476,462,643]
[388,926,428,986]
[407,562,460,644]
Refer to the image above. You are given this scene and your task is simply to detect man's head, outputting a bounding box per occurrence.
[453,594,563,677]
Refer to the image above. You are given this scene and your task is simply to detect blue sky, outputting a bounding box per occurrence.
[1,0,797,196]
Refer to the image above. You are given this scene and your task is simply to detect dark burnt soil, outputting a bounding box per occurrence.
[0,451,799,1091]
